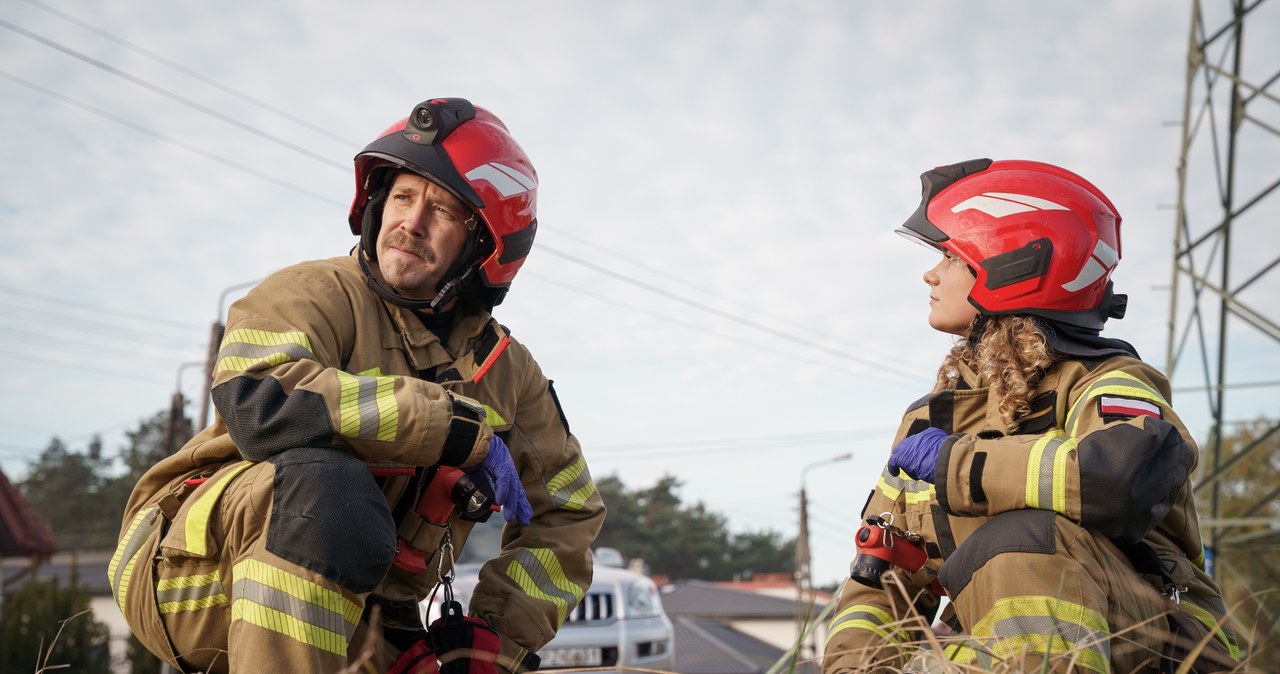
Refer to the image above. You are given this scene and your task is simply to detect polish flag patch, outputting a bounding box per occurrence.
[1098,395,1163,420]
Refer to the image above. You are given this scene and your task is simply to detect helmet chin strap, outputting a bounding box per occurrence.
[358,248,479,312]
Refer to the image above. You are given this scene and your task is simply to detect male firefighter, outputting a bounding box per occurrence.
[110,97,605,674]
[823,159,1241,672]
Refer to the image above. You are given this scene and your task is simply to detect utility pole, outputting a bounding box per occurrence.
[797,452,852,663]
[198,280,261,428]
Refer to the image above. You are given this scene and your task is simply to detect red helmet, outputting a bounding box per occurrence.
[896,158,1123,329]
[350,97,538,306]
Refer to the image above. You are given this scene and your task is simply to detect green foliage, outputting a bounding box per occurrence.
[0,559,112,674]
[20,410,182,551]
[595,473,795,580]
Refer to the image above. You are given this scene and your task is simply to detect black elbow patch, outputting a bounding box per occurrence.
[212,376,334,460]
[1077,418,1194,541]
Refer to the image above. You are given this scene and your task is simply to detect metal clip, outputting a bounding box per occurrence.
[1162,583,1188,605]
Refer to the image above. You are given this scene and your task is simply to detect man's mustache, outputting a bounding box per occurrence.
[383,232,436,263]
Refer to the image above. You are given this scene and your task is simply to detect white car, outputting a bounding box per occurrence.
[421,548,675,672]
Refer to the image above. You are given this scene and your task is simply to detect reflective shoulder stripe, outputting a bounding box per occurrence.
[230,558,361,656]
[547,456,595,511]
[1065,371,1168,437]
[1024,430,1077,513]
[216,329,315,373]
[183,462,254,557]
[108,505,161,613]
[1180,599,1241,661]
[505,548,586,626]
[336,371,400,441]
[826,603,908,647]
[157,570,228,614]
[971,596,1111,674]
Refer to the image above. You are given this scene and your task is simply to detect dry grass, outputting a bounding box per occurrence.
[789,571,1265,674]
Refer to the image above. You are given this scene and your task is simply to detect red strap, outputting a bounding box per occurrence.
[472,336,511,383]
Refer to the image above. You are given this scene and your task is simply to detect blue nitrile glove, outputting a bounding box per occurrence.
[465,436,533,526]
[885,427,949,483]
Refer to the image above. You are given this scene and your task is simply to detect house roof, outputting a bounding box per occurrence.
[1,549,112,594]
[661,579,826,619]
[672,616,819,674]
[0,469,56,560]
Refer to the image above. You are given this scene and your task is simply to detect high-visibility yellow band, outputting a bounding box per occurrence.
[548,457,595,511]
[336,371,400,441]
[1181,600,1241,661]
[972,596,1110,673]
[827,604,908,647]
[216,329,315,373]
[183,462,253,557]
[506,548,585,626]
[108,506,159,613]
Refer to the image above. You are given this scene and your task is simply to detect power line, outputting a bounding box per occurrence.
[0,19,349,172]
[526,270,924,386]
[21,0,359,147]
[0,70,343,207]
[2,22,923,384]
[0,300,197,346]
[0,348,173,384]
[0,325,193,363]
[0,284,202,331]
[540,245,925,383]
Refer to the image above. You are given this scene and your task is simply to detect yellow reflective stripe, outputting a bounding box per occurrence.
[482,404,508,427]
[1025,431,1063,509]
[1193,546,1206,569]
[505,548,585,625]
[876,471,935,504]
[157,570,228,614]
[230,559,362,655]
[942,642,978,663]
[972,596,1110,674]
[183,462,254,557]
[1181,600,1241,661]
[231,599,348,656]
[1065,372,1168,437]
[826,603,908,646]
[108,506,160,613]
[216,329,314,373]
[336,371,400,441]
[547,457,595,511]
[1050,436,1076,514]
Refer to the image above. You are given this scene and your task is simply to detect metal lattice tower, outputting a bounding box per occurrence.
[1167,0,1280,571]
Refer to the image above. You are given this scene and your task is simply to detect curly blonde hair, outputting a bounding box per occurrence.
[934,315,1057,431]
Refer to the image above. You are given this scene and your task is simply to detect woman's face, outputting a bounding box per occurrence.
[923,249,980,336]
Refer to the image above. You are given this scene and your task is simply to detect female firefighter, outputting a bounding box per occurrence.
[823,159,1242,673]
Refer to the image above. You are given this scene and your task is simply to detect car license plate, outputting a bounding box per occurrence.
[538,647,603,667]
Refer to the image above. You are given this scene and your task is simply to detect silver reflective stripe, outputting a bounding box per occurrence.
[232,577,356,637]
[216,342,314,363]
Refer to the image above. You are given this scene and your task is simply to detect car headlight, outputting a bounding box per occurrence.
[626,577,662,618]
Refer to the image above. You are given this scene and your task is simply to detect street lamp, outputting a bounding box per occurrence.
[796,451,852,661]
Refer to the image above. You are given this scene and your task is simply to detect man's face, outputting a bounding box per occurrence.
[376,172,472,300]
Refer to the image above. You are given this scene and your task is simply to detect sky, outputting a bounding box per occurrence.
[2,1,1278,588]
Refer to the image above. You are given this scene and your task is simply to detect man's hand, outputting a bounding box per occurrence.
[465,436,533,526]
[885,427,949,483]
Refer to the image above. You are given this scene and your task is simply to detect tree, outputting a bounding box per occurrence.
[20,410,184,551]
[18,436,115,550]
[595,473,795,581]
[1206,417,1280,670]
[0,558,112,673]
